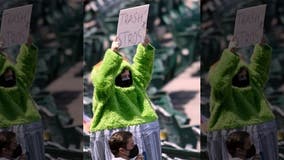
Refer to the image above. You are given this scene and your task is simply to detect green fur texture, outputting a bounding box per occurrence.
[207,44,275,131]
[90,44,158,132]
[0,44,41,127]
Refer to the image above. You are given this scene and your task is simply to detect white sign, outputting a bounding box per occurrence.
[233,4,266,48]
[0,4,33,48]
[116,4,149,48]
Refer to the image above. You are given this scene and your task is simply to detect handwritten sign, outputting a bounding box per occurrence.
[0,4,33,48]
[233,4,266,48]
[116,4,149,48]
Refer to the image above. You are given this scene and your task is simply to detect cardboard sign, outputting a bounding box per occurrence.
[233,4,266,48]
[0,4,33,48]
[116,4,149,48]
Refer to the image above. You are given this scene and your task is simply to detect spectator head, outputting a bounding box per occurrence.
[0,131,22,159]
[108,131,139,159]
[226,131,256,159]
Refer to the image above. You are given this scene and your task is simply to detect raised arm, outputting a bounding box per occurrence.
[208,39,240,94]
[132,35,155,89]
[0,54,5,72]
[249,40,272,88]
[91,39,123,102]
[0,41,6,73]
[15,36,38,89]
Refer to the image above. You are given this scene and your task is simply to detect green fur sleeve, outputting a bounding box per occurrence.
[15,44,38,89]
[0,54,5,71]
[209,49,240,93]
[91,49,123,102]
[249,44,272,88]
[132,43,155,89]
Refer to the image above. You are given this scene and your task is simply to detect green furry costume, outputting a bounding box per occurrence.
[208,44,275,131]
[90,44,158,132]
[0,44,41,127]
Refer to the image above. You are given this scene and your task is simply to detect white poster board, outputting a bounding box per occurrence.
[0,4,33,48]
[233,4,266,48]
[116,4,149,48]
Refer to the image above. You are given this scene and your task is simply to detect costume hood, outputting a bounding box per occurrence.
[208,54,249,83]
[0,55,16,76]
[233,59,249,76]
[92,58,133,83]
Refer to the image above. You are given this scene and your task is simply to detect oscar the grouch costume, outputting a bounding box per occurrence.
[207,43,278,160]
[0,43,45,160]
[89,42,161,160]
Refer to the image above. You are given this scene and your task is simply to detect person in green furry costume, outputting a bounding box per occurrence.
[207,37,278,160]
[0,36,44,160]
[89,36,161,160]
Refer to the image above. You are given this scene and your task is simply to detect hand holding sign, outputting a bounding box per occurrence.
[233,4,266,48]
[0,4,33,48]
[116,4,149,48]
[259,36,267,46]
[25,35,33,46]
[228,36,238,53]
[111,36,120,53]
[0,41,4,52]
[142,34,150,47]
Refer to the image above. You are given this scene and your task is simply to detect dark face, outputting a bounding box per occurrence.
[115,69,132,87]
[8,137,17,155]
[1,137,22,159]
[121,137,139,159]
[232,67,249,87]
[0,68,16,87]
[234,137,256,159]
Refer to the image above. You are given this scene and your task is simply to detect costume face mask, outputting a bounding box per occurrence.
[232,67,249,87]
[127,144,139,158]
[0,68,16,87]
[115,69,132,87]
[245,144,256,159]
[12,144,22,158]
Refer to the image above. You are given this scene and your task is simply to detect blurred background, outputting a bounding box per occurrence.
[83,0,201,159]
[1,0,83,159]
[2,0,283,159]
[200,0,284,159]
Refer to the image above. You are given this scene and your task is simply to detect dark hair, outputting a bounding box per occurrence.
[226,131,250,157]
[0,131,16,154]
[108,131,133,157]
